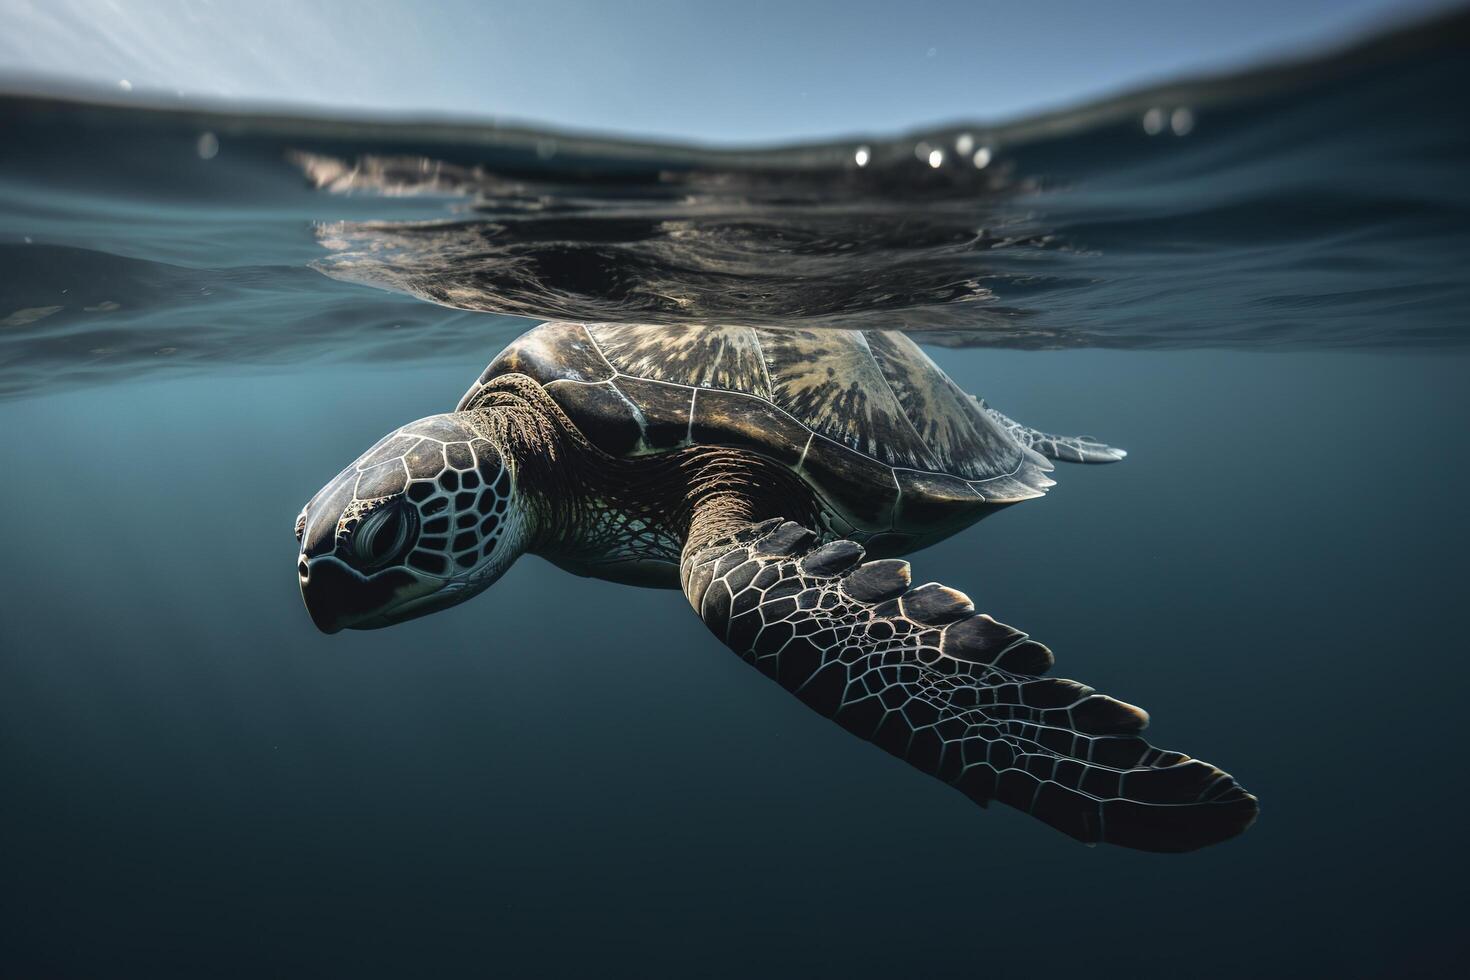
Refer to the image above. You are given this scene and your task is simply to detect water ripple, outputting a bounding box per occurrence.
[0,7,1466,397]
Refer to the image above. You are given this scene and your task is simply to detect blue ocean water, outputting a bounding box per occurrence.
[1,10,1468,978]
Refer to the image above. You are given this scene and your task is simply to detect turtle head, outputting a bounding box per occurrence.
[295,412,526,633]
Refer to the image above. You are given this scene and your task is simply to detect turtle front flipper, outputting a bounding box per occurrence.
[981,402,1127,463]
[680,519,1257,852]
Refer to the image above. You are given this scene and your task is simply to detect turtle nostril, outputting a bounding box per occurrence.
[298,558,310,580]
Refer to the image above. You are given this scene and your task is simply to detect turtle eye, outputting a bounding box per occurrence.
[353,503,416,570]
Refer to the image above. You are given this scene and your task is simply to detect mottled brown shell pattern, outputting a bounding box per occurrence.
[458,322,1056,535]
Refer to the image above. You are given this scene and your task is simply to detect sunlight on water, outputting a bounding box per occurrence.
[0,8,1465,401]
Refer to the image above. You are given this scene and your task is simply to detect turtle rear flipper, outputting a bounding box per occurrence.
[681,518,1257,852]
[981,402,1128,463]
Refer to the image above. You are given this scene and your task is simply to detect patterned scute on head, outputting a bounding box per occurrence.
[372,417,512,578]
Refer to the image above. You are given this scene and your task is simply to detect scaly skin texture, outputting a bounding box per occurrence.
[473,374,823,585]
[981,401,1129,464]
[678,507,1259,852]
[301,372,1259,850]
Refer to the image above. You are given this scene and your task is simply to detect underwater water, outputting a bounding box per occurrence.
[1,10,1468,979]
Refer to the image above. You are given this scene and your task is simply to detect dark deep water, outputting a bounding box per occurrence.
[2,11,1469,979]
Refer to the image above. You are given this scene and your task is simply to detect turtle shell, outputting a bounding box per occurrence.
[457,322,1053,537]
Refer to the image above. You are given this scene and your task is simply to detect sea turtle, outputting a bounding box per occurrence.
[295,322,1257,851]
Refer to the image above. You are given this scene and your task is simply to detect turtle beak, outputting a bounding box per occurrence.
[299,555,345,633]
[298,555,426,633]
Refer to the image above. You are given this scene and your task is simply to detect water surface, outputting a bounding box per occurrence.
[2,8,1467,401]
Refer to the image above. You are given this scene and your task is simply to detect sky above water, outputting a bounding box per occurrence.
[0,0,1459,142]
